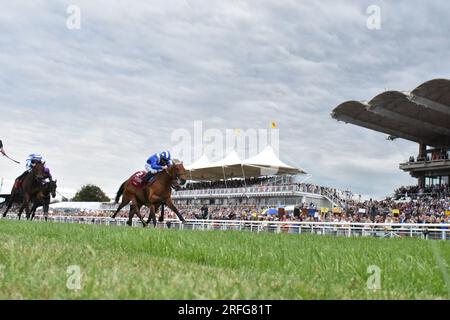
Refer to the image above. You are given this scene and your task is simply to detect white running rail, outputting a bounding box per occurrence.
[2,214,450,240]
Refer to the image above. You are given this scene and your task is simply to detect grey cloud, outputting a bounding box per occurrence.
[0,0,447,198]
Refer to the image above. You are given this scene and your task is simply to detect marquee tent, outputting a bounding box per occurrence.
[186,146,306,181]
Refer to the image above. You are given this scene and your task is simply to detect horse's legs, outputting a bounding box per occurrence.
[24,194,32,220]
[134,202,148,228]
[18,203,26,220]
[165,198,186,223]
[126,205,133,226]
[43,198,50,221]
[126,196,142,227]
[112,195,130,219]
[158,204,165,223]
[146,202,159,225]
[30,203,38,221]
[148,204,157,228]
[3,194,15,217]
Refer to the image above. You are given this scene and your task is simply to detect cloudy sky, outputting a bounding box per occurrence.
[0,0,449,199]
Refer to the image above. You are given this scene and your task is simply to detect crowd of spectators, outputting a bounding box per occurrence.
[394,184,449,200]
[24,180,450,225]
[410,149,449,162]
[182,177,272,190]
[165,195,449,224]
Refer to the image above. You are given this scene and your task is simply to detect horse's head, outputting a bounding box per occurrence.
[32,161,45,180]
[49,179,57,198]
[169,159,187,186]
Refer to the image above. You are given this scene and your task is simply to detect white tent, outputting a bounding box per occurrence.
[185,154,211,170]
[208,150,241,167]
[241,146,306,176]
[186,146,306,180]
[188,150,244,180]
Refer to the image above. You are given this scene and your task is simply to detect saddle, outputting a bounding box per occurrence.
[13,171,29,191]
[13,179,24,191]
[130,171,156,189]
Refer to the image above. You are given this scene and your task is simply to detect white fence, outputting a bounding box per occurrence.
[3,214,450,240]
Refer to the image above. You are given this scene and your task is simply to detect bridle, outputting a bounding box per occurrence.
[164,163,186,186]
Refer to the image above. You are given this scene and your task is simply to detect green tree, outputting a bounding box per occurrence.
[72,184,110,202]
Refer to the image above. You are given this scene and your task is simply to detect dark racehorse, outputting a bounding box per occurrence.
[111,160,187,227]
[30,179,57,221]
[3,161,46,220]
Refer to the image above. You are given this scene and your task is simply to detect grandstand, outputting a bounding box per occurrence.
[173,145,348,211]
[332,78,450,190]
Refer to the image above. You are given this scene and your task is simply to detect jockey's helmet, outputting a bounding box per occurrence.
[160,151,171,162]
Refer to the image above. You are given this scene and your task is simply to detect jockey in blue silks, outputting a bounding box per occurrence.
[25,153,43,171]
[144,151,173,183]
[16,154,51,184]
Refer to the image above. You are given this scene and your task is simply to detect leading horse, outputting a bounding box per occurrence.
[3,161,46,220]
[111,160,187,227]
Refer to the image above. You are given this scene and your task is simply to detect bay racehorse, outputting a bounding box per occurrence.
[30,179,57,221]
[111,160,187,227]
[3,161,46,220]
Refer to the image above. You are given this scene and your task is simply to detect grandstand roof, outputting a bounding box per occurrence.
[186,146,306,180]
[331,79,450,148]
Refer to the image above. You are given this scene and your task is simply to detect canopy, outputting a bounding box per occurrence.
[186,146,306,180]
[185,154,211,171]
[242,146,306,176]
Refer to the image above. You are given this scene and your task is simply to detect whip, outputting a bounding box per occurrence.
[3,154,20,164]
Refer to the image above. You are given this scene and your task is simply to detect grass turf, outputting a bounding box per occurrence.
[0,219,449,299]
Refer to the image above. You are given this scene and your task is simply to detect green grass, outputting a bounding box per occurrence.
[0,220,449,299]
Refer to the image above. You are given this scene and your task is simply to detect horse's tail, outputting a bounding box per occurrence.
[115,181,126,204]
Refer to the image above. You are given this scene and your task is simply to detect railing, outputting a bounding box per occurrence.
[3,214,449,240]
[174,184,345,198]
[322,189,347,209]
[174,184,350,208]
[175,185,302,196]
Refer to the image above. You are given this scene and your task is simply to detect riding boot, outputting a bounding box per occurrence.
[143,172,153,201]
[144,172,153,183]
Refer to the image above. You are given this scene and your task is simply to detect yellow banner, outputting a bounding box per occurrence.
[321,208,329,213]
[446,210,450,216]
[332,207,342,214]
[392,209,400,215]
